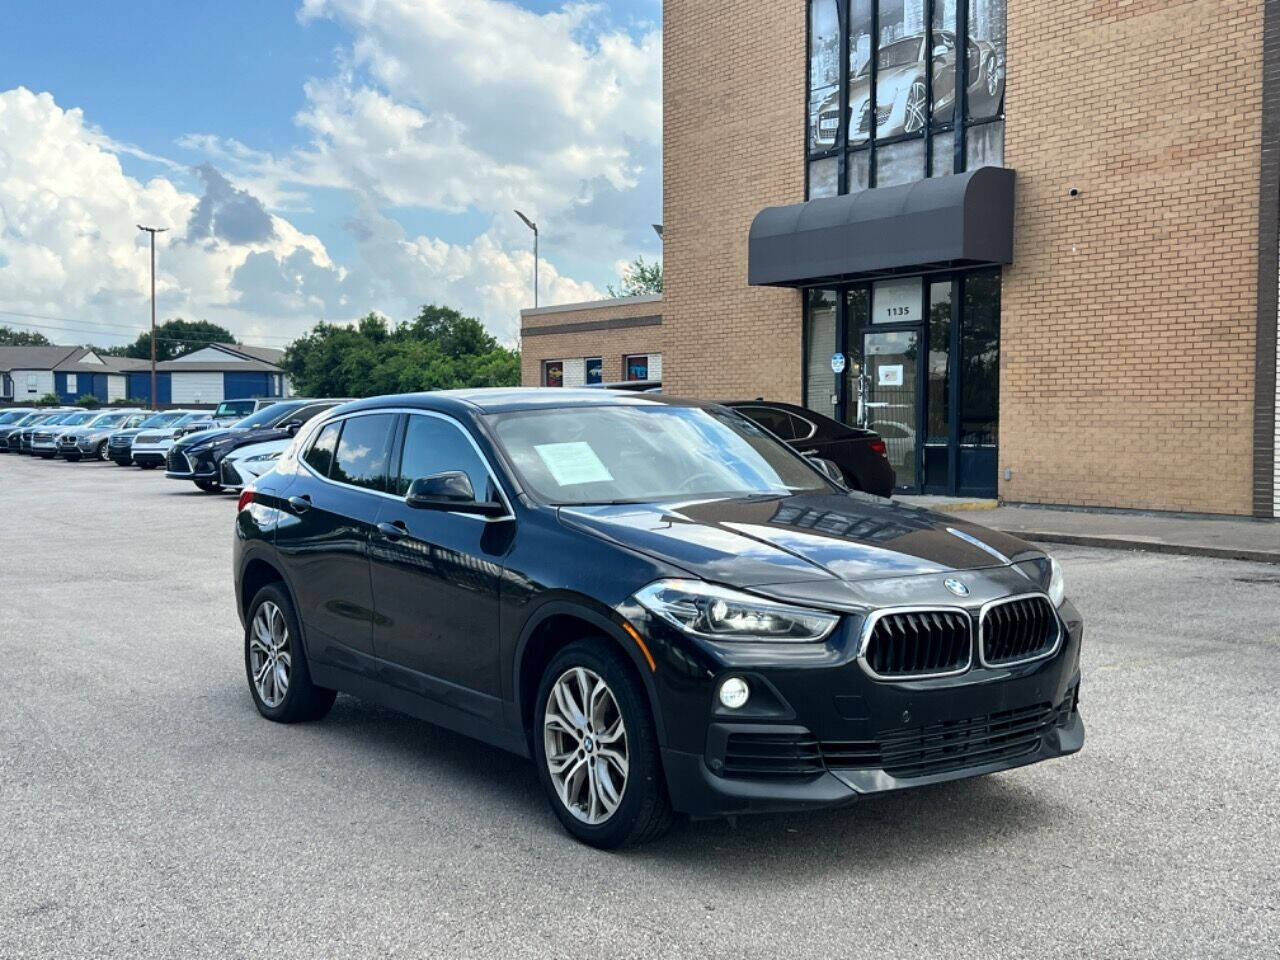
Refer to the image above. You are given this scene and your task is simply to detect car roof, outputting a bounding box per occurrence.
[335,387,711,417]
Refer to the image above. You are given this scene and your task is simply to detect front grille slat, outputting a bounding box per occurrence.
[862,608,971,679]
[981,595,1059,667]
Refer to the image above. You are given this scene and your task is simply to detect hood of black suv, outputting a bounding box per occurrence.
[558,492,1039,588]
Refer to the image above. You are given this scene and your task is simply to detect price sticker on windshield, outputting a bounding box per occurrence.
[534,442,614,486]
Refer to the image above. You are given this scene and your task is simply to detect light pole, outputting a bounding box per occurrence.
[137,224,168,409]
[514,210,538,308]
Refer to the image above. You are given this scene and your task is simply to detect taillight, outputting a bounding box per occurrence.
[869,439,887,457]
[237,486,256,512]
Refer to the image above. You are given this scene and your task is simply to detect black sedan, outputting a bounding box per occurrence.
[726,400,896,497]
[234,388,1082,848]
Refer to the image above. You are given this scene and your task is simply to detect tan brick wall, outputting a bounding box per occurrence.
[662,0,1267,514]
[663,0,805,403]
[1000,0,1264,514]
[520,297,665,385]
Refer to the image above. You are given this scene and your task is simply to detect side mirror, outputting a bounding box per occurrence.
[406,471,507,517]
[807,456,846,487]
[282,419,304,436]
[932,44,948,57]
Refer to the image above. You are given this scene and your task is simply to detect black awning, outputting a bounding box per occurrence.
[748,166,1015,287]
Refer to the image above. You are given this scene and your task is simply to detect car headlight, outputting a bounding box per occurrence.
[633,579,839,643]
[1047,556,1066,607]
[244,451,281,464]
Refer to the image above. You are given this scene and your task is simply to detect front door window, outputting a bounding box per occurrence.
[863,329,919,487]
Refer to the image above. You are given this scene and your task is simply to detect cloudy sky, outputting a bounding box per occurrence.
[0,0,662,349]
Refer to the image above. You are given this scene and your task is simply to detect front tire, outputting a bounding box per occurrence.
[244,583,336,723]
[96,441,109,461]
[533,640,673,849]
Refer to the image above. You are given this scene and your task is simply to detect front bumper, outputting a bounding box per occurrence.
[628,589,1086,819]
[165,447,218,479]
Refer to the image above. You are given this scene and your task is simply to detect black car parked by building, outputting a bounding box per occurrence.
[233,388,1083,848]
[727,400,896,497]
[167,399,344,492]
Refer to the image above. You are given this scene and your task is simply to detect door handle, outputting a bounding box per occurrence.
[377,520,408,541]
[287,495,311,514]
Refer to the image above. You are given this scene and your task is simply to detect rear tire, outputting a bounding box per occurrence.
[533,640,673,848]
[244,583,336,723]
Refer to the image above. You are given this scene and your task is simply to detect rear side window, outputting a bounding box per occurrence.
[331,414,397,491]
[303,421,341,477]
[394,414,496,500]
[738,406,798,441]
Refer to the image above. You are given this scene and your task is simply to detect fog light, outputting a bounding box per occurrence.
[718,677,750,710]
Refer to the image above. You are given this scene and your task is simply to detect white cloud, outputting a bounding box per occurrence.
[0,0,661,348]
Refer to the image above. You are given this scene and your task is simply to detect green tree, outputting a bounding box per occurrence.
[606,256,663,297]
[0,326,52,346]
[282,306,521,398]
[123,318,237,361]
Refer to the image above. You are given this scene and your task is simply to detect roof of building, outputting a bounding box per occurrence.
[0,345,79,372]
[52,349,151,373]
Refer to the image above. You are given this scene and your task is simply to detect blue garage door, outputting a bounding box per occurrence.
[91,374,110,404]
[127,372,171,405]
[223,372,275,399]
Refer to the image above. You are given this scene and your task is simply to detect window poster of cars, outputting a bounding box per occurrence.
[808,0,1005,183]
[543,361,564,388]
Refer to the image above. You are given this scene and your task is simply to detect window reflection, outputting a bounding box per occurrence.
[809,0,842,154]
[804,289,839,421]
[961,270,1000,446]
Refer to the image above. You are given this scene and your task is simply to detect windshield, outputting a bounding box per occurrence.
[234,402,299,430]
[60,413,94,426]
[857,37,923,76]
[172,413,209,426]
[139,412,183,428]
[0,411,26,424]
[215,399,255,418]
[89,412,130,427]
[488,404,833,506]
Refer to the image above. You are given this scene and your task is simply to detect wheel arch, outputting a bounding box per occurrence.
[513,600,667,752]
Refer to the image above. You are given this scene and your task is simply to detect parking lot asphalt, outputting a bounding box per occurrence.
[1,452,1278,960]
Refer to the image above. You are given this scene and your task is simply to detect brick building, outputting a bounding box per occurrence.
[523,0,1279,518]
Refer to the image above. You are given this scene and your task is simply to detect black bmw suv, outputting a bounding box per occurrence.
[234,389,1083,848]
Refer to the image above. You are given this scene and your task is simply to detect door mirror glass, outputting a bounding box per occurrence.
[406,471,506,516]
[807,456,845,486]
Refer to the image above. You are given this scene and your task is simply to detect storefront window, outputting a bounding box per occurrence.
[872,277,922,323]
[585,358,603,385]
[966,0,1006,122]
[543,361,564,388]
[960,269,1000,445]
[804,289,839,420]
[809,0,842,155]
[809,157,839,199]
[809,0,1004,189]
[624,355,651,381]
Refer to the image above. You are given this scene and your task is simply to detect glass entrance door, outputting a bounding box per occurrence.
[863,329,919,489]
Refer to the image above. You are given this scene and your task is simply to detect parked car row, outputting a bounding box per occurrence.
[0,398,347,495]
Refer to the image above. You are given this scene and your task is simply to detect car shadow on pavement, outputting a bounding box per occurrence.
[283,691,1061,874]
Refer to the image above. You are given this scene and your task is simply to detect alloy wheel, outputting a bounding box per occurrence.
[903,80,928,133]
[249,600,292,708]
[543,667,629,824]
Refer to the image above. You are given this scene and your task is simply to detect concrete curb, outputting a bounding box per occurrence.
[994,529,1280,566]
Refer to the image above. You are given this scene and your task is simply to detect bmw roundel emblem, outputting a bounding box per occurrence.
[944,578,970,597]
